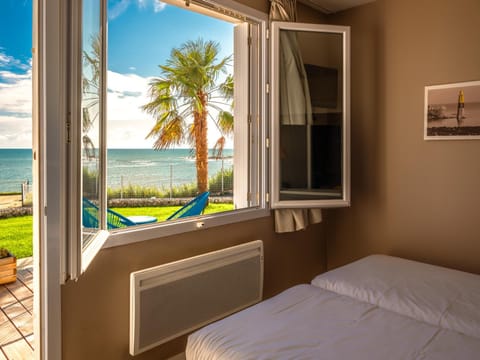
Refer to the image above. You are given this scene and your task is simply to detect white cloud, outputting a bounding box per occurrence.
[108,0,167,20]
[0,51,32,147]
[0,68,32,117]
[0,51,30,72]
[107,70,156,147]
[106,70,230,149]
[0,59,229,149]
[0,116,32,148]
[109,0,131,20]
[153,1,167,12]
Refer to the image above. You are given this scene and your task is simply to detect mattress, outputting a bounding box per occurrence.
[311,255,480,339]
[186,255,480,360]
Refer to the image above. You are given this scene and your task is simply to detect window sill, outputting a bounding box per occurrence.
[103,207,270,249]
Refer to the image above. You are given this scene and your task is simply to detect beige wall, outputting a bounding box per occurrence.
[61,2,327,360]
[62,217,325,359]
[325,0,480,273]
[60,0,480,358]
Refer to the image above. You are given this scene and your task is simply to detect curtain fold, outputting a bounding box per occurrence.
[274,208,322,233]
[270,0,296,21]
[270,0,323,233]
[271,0,311,125]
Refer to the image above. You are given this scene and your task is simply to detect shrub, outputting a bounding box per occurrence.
[107,168,233,199]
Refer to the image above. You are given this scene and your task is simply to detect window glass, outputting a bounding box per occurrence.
[70,0,266,277]
[104,1,258,229]
[271,22,350,208]
[81,0,103,247]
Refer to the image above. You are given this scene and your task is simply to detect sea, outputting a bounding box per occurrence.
[427,102,480,128]
[0,148,233,193]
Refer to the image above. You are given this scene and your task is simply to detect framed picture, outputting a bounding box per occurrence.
[424,80,480,140]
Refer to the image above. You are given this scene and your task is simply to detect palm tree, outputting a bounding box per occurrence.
[82,34,101,159]
[142,38,233,193]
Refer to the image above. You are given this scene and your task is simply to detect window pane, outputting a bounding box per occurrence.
[104,2,258,228]
[271,22,350,208]
[82,0,102,247]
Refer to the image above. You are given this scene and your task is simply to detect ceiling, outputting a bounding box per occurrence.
[298,0,376,14]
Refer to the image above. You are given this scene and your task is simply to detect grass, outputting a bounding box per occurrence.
[0,203,234,258]
[0,216,33,259]
[111,203,234,221]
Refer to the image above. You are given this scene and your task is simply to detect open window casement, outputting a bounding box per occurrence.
[68,0,109,280]
[270,21,351,209]
[65,0,349,279]
[66,0,268,280]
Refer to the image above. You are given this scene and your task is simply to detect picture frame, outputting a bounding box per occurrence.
[424,80,480,140]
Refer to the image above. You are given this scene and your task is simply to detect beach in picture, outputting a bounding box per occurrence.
[425,80,480,139]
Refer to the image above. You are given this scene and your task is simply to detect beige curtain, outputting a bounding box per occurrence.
[271,0,312,125]
[270,0,322,233]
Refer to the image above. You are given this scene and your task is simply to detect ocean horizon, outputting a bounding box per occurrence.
[0,148,233,193]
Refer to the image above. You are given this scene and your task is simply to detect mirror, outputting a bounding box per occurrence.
[271,22,350,208]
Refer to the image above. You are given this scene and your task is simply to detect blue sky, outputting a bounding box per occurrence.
[108,0,233,77]
[0,0,32,147]
[0,0,234,148]
[0,0,32,71]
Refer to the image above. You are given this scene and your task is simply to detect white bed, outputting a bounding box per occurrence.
[186,255,480,359]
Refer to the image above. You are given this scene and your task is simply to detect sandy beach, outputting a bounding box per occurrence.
[0,194,22,209]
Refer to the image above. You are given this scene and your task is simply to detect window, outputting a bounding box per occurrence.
[270,22,350,208]
[67,0,269,278]
[66,0,351,280]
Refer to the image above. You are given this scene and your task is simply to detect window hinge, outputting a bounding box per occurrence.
[266,137,270,149]
[248,113,252,123]
[266,192,270,203]
[66,112,71,144]
[266,28,270,40]
[266,82,270,94]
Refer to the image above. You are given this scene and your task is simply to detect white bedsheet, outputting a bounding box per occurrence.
[311,255,480,339]
[186,284,480,360]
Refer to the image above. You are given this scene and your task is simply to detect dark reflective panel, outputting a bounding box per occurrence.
[278,30,344,201]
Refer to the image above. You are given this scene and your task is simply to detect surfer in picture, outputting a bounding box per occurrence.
[456,89,465,126]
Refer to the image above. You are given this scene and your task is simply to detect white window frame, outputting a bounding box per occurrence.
[65,0,270,279]
[68,0,109,280]
[106,0,270,249]
[35,0,67,359]
[269,22,351,209]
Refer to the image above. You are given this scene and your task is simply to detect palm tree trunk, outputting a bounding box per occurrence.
[195,94,209,193]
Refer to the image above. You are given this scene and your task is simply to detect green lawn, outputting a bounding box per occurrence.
[110,203,234,221]
[0,203,234,259]
[0,216,33,259]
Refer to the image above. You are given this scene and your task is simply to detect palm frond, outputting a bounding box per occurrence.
[150,116,187,150]
[219,74,234,101]
[212,136,226,159]
[82,135,97,159]
[217,111,234,135]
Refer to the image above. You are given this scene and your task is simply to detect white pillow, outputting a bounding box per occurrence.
[311,254,480,339]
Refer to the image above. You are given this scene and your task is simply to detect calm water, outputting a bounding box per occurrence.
[0,149,33,192]
[428,102,480,128]
[0,148,233,193]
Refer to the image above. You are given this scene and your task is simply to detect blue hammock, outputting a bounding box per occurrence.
[167,192,210,220]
